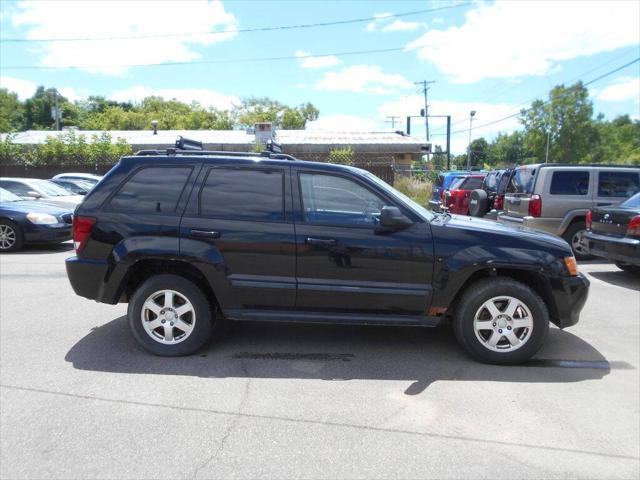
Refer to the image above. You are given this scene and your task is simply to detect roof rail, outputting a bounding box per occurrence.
[134,148,299,161]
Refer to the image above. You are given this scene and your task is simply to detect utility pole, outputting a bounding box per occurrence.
[414,80,435,142]
[54,90,60,131]
[466,110,476,171]
[385,116,401,129]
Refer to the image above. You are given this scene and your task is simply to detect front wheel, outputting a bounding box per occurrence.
[453,278,549,365]
[0,219,24,252]
[128,274,214,356]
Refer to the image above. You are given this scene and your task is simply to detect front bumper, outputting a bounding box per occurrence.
[584,231,640,266]
[549,273,590,329]
[23,222,72,244]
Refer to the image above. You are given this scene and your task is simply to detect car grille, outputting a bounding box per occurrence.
[60,213,73,224]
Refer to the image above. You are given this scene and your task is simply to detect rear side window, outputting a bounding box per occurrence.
[461,177,484,190]
[110,166,192,213]
[550,171,590,195]
[598,171,640,198]
[507,168,536,194]
[199,168,284,221]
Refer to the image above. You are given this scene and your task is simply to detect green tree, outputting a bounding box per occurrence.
[24,86,66,130]
[520,82,598,163]
[468,137,489,167]
[488,131,530,166]
[236,97,319,129]
[0,89,25,132]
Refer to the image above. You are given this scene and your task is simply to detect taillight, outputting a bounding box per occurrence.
[528,194,542,217]
[586,210,592,230]
[73,216,96,254]
[494,195,504,210]
[627,215,640,237]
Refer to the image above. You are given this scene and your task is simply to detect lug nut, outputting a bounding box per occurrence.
[161,319,165,324]
[507,326,512,330]
[170,322,174,326]
[498,329,503,333]
[492,322,496,327]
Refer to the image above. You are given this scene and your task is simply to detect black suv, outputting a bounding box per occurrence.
[66,142,589,364]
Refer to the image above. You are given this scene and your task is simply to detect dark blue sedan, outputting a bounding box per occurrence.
[0,188,73,252]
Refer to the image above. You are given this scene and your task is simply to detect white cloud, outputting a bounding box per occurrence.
[365,12,392,32]
[307,114,379,132]
[597,77,640,103]
[10,0,238,75]
[378,95,520,154]
[0,76,36,99]
[407,0,640,83]
[295,50,341,69]
[381,20,422,32]
[109,86,239,110]
[316,65,412,95]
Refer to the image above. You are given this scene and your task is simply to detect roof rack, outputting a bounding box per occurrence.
[134,136,298,161]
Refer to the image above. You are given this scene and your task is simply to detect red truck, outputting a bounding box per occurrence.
[442,174,487,215]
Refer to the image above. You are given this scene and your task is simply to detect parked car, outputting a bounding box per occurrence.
[498,164,640,259]
[442,174,487,215]
[52,173,102,186]
[65,143,589,365]
[0,188,73,252]
[468,169,514,218]
[0,178,84,210]
[51,178,95,196]
[584,192,640,274]
[429,171,469,211]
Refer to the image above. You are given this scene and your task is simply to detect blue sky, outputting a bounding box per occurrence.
[1,0,639,153]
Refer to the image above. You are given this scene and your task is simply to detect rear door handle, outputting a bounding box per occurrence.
[305,237,337,246]
[190,229,221,239]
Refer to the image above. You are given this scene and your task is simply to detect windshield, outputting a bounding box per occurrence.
[0,188,22,202]
[32,180,76,196]
[363,171,435,221]
[621,192,640,208]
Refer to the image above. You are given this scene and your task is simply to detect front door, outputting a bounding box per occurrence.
[180,163,296,313]
[292,170,434,316]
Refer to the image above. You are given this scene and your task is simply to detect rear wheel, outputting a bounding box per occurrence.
[128,274,214,356]
[0,220,24,252]
[563,222,592,260]
[453,278,549,365]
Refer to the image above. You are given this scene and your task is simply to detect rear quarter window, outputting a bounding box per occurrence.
[549,171,590,195]
[507,168,536,194]
[598,171,640,198]
[461,177,484,190]
[109,166,193,214]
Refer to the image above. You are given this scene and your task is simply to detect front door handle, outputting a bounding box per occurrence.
[305,237,337,246]
[190,229,221,239]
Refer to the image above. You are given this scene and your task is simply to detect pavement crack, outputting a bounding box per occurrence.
[191,363,252,479]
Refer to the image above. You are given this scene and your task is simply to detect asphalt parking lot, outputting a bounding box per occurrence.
[1,242,639,479]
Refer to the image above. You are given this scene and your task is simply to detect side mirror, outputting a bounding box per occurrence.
[376,206,413,233]
[27,191,42,199]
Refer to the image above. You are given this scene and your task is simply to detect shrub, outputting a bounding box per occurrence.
[394,176,433,206]
[328,146,354,166]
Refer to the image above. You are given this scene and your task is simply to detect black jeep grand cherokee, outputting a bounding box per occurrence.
[66,145,589,364]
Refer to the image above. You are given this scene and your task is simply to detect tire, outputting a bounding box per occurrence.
[562,222,593,261]
[452,277,549,365]
[128,274,215,356]
[468,189,488,217]
[616,263,640,275]
[0,219,24,252]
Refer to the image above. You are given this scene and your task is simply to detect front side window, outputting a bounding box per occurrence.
[110,166,192,213]
[550,171,590,195]
[598,171,640,198]
[299,173,386,226]
[200,168,284,221]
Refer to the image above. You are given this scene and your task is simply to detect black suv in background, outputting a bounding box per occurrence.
[66,142,589,364]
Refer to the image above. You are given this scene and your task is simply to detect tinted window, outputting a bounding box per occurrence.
[550,171,589,195]
[484,172,498,191]
[507,168,536,194]
[598,171,640,198]
[0,181,32,197]
[461,177,484,190]
[300,173,385,226]
[200,168,284,221]
[621,192,640,208]
[110,166,192,213]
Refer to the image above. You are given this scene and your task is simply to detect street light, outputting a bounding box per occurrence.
[466,110,476,171]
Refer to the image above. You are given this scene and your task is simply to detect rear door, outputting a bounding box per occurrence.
[179,162,296,312]
[543,169,591,219]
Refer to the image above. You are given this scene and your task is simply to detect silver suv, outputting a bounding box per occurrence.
[497,164,640,259]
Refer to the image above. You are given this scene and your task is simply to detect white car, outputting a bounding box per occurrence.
[0,178,84,210]
[52,173,103,186]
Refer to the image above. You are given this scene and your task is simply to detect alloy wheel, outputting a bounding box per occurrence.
[571,229,588,255]
[0,225,16,250]
[473,296,534,352]
[141,289,196,344]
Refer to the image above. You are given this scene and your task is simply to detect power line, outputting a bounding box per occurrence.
[0,2,472,43]
[447,57,640,137]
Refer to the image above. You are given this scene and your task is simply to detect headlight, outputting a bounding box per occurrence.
[26,213,58,225]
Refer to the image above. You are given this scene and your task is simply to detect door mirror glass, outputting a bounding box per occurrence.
[377,206,413,232]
